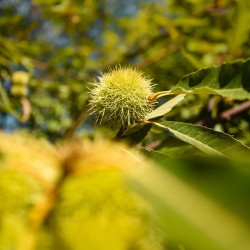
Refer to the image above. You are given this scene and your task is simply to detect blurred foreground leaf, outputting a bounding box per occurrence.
[129,162,250,250]
[0,133,162,250]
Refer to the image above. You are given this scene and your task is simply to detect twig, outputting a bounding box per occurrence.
[197,100,250,127]
[64,108,89,140]
[18,158,74,250]
[221,101,250,120]
[143,140,162,150]
[20,97,31,122]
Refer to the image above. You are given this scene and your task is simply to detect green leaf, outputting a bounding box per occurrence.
[129,164,250,250]
[121,124,152,145]
[170,59,250,100]
[145,94,186,120]
[155,121,250,161]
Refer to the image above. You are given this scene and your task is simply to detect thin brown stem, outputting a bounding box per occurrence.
[196,101,250,127]
[18,160,74,250]
[20,97,31,122]
[220,101,250,120]
[64,108,89,140]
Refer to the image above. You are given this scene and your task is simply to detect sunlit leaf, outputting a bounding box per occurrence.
[145,94,186,120]
[170,59,250,100]
[155,121,250,161]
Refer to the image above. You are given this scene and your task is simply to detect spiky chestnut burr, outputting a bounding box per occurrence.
[89,67,155,128]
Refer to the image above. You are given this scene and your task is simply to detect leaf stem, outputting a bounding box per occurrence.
[148,91,173,101]
[144,120,167,129]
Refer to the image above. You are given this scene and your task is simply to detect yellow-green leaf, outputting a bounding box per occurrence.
[145,94,186,120]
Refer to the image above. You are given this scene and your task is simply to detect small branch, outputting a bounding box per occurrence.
[20,97,31,122]
[18,158,74,250]
[196,100,250,127]
[64,108,89,140]
[220,101,250,120]
[143,140,162,151]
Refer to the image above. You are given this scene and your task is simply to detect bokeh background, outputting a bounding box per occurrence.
[1,0,250,141]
